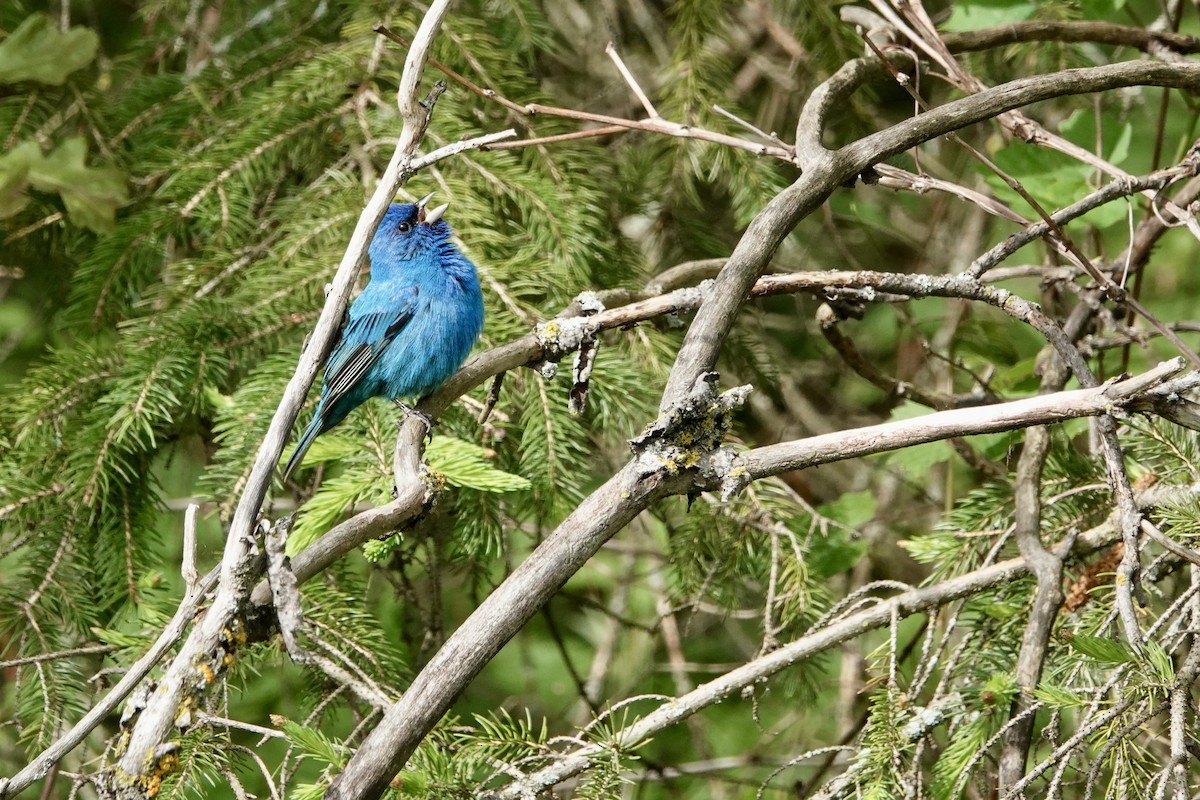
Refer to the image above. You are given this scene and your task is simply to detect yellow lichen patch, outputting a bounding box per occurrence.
[143,752,180,798]
[423,469,448,493]
[174,695,198,727]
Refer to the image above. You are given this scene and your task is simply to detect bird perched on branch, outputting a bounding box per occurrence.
[282,193,484,480]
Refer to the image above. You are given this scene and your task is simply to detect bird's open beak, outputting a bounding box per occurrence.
[415,192,447,224]
[424,202,449,225]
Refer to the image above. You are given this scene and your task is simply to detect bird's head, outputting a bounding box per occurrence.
[368,194,453,272]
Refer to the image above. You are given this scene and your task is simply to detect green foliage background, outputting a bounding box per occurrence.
[2,0,1200,798]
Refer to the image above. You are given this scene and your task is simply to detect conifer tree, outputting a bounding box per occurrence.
[3,2,1200,799]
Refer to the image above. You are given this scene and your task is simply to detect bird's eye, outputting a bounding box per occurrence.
[397,221,413,233]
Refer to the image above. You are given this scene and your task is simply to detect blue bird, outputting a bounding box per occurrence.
[283,194,484,480]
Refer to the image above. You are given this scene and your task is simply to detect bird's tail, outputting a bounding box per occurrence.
[282,412,324,482]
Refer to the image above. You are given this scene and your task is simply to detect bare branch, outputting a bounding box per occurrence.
[997,427,1060,790]
[181,502,200,596]
[734,360,1188,481]
[97,1,456,792]
[0,568,218,799]
[668,59,1200,410]
[605,42,659,119]
[942,20,1200,56]
[485,479,1194,799]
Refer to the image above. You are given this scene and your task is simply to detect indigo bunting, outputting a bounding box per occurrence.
[283,194,484,480]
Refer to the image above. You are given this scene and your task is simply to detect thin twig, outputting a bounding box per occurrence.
[605,42,659,118]
[0,645,116,671]
[181,503,200,596]
[1140,519,1200,568]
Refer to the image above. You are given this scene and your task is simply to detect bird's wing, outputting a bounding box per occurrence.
[322,286,419,408]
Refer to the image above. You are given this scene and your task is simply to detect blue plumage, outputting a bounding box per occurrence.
[282,197,484,480]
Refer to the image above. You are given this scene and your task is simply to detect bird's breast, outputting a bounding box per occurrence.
[370,280,482,401]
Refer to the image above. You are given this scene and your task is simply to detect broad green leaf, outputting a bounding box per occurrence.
[983,142,1125,229]
[973,429,1021,461]
[807,528,867,578]
[426,435,532,493]
[1060,110,1134,168]
[0,154,30,218]
[989,357,1042,394]
[0,13,99,86]
[884,440,952,480]
[876,402,952,478]
[941,0,1036,32]
[1108,123,1133,166]
[808,491,874,577]
[0,138,128,231]
[819,490,877,528]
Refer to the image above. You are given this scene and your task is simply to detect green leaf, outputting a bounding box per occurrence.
[983,142,1125,229]
[289,465,387,555]
[0,138,129,231]
[1060,110,1133,168]
[807,528,867,578]
[930,714,989,800]
[1107,123,1133,167]
[989,357,1042,394]
[941,0,1036,32]
[1067,633,1135,663]
[426,435,532,493]
[0,13,99,86]
[874,403,952,478]
[288,785,327,800]
[90,626,147,650]
[819,490,877,528]
[0,153,30,218]
[299,433,362,464]
[807,491,874,578]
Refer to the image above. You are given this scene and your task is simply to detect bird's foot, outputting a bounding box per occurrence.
[394,401,435,443]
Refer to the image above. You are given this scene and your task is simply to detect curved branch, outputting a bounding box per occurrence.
[841,60,1200,175]
[666,59,1200,411]
[101,2,455,793]
[942,21,1200,55]
[486,479,1197,799]
[324,462,684,799]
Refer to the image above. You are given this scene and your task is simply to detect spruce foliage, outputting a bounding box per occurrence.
[2,1,1200,798]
